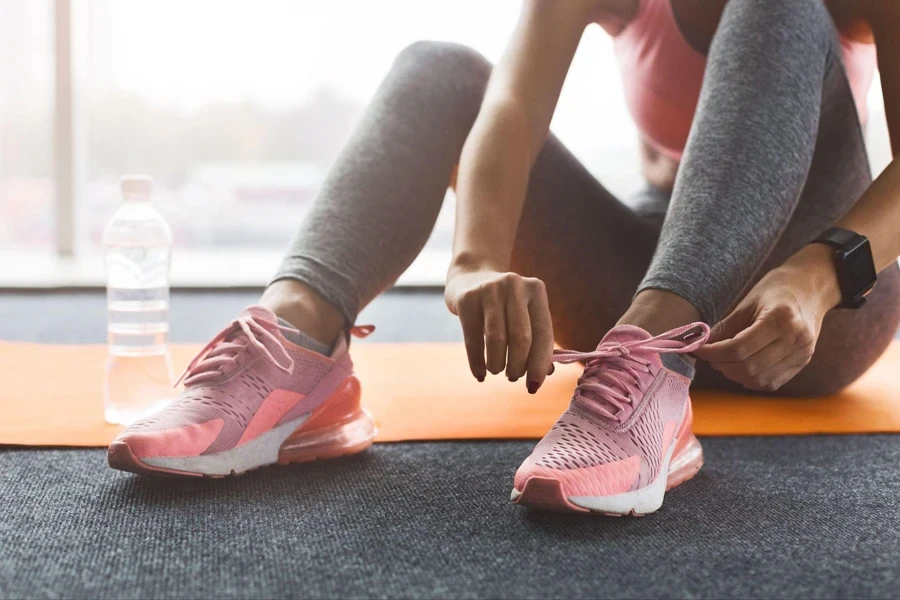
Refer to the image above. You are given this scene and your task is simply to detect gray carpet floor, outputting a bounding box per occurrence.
[1,291,899,599]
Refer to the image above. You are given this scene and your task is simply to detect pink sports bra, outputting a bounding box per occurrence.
[613,0,877,160]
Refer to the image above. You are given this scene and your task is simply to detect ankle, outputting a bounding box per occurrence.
[260,280,346,346]
[617,290,703,336]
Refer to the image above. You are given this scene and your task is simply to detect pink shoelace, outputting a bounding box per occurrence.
[552,322,710,422]
[175,310,375,387]
[176,313,296,386]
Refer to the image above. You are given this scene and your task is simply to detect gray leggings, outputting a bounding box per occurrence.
[273,0,900,396]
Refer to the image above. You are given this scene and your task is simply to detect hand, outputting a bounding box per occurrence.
[695,248,839,392]
[445,267,554,393]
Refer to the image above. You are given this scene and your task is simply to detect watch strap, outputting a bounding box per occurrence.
[813,227,859,250]
[811,227,875,309]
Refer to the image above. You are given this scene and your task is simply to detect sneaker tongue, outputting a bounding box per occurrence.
[220,305,281,349]
[598,324,652,348]
[185,306,284,384]
[240,305,279,325]
[574,324,657,419]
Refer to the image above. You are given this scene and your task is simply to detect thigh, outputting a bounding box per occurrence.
[509,137,661,351]
[695,55,900,395]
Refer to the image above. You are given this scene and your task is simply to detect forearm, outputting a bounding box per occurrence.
[834,159,900,271]
[450,102,534,274]
[444,0,598,278]
[782,158,900,311]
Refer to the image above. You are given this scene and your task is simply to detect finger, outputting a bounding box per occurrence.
[743,338,797,377]
[504,291,532,382]
[457,294,486,381]
[524,283,554,393]
[483,290,508,375]
[705,304,752,345]
[709,338,793,388]
[696,313,779,363]
[740,352,812,392]
[765,353,813,392]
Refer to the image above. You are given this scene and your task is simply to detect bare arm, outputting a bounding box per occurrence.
[450,0,599,273]
[444,0,606,390]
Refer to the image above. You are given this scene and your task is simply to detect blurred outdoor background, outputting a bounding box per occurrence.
[0,0,892,285]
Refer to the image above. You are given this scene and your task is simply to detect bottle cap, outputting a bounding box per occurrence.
[120,174,153,197]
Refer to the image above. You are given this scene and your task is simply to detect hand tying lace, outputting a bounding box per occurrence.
[176,314,295,386]
[552,323,710,422]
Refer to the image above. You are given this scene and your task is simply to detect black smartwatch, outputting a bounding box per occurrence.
[810,228,877,309]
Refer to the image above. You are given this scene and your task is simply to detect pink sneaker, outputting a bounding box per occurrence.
[108,306,376,477]
[511,322,710,515]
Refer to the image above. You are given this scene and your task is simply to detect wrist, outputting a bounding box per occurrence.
[448,251,506,278]
[782,243,843,311]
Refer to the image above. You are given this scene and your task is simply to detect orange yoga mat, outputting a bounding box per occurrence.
[2,340,900,447]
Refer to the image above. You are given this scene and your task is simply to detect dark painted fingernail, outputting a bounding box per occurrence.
[477,375,484,382]
[527,380,541,394]
[508,376,519,383]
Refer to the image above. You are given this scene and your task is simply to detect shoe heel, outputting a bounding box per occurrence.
[666,433,703,490]
[277,375,376,464]
[277,409,376,464]
[665,398,703,490]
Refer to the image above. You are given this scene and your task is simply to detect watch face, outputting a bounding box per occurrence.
[845,240,877,296]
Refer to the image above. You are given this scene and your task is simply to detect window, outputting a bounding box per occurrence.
[0,1,53,255]
[0,0,893,286]
[76,0,642,284]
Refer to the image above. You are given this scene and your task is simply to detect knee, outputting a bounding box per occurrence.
[384,41,490,118]
[392,40,491,85]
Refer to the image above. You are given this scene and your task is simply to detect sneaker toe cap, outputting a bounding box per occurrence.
[514,454,641,498]
[114,418,225,459]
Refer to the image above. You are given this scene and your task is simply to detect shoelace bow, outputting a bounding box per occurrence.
[552,322,710,422]
[175,312,375,387]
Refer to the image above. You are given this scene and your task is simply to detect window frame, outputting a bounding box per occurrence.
[54,0,77,260]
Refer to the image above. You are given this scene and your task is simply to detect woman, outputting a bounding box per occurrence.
[109,0,900,515]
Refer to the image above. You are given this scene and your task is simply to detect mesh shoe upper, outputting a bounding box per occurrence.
[118,306,353,457]
[515,323,708,495]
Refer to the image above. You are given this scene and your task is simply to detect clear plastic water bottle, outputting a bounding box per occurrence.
[103,175,175,425]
